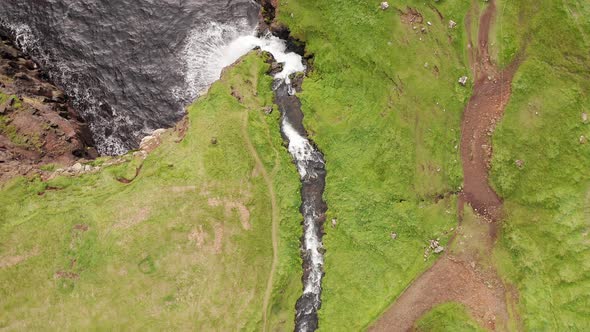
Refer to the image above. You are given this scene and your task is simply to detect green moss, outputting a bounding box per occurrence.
[416,302,486,332]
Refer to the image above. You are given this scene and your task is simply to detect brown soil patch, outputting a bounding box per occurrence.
[114,207,151,229]
[169,185,197,193]
[213,223,224,254]
[187,223,224,254]
[371,1,522,330]
[207,197,251,230]
[0,247,40,269]
[188,225,207,248]
[0,35,96,183]
[399,7,424,25]
[371,256,508,331]
[461,0,520,223]
[73,224,89,232]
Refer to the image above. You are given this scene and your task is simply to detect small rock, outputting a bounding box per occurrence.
[458,76,468,86]
[582,112,588,123]
[263,106,273,115]
[580,135,587,144]
[380,2,389,10]
[390,232,397,240]
[427,21,432,26]
[140,135,155,149]
[210,137,218,145]
[152,128,166,136]
[515,159,525,168]
[434,246,444,254]
[83,165,92,172]
[449,20,457,29]
[331,218,337,228]
[71,163,83,172]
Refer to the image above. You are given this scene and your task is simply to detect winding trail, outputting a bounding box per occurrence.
[240,112,279,332]
[370,1,522,330]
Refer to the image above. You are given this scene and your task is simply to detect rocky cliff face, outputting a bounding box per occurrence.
[0,34,96,182]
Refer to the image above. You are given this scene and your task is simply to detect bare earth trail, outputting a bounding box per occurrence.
[370,1,522,331]
[240,112,280,332]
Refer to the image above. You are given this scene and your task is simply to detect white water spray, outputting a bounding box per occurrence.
[181,22,305,99]
[184,24,326,330]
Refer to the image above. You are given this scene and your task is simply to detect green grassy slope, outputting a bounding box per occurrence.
[276,0,473,329]
[491,0,590,330]
[415,302,486,332]
[0,54,302,331]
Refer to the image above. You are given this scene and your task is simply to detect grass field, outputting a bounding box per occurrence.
[275,0,475,329]
[490,0,590,330]
[0,54,303,331]
[2,0,590,330]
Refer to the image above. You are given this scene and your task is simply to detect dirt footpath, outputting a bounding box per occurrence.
[370,1,523,330]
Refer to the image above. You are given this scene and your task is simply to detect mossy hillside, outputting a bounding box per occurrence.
[491,0,590,329]
[0,54,302,331]
[277,0,472,329]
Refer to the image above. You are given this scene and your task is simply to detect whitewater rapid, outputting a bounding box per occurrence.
[216,30,325,331]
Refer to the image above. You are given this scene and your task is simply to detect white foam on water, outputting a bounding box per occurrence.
[181,22,305,100]
[0,21,39,54]
[281,118,324,180]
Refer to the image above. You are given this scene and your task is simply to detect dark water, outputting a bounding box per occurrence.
[0,0,259,154]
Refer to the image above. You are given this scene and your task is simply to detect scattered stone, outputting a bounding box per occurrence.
[458,76,468,86]
[390,232,397,240]
[429,239,444,254]
[263,106,273,115]
[71,163,83,172]
[449,20,457,29]
[515,159,525,168]
[331,218,337,228]
[427,21,432,26]
[580,135,587,144]
[210,137,218,145]
[582,112,588,123]
[380,2,389,10]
